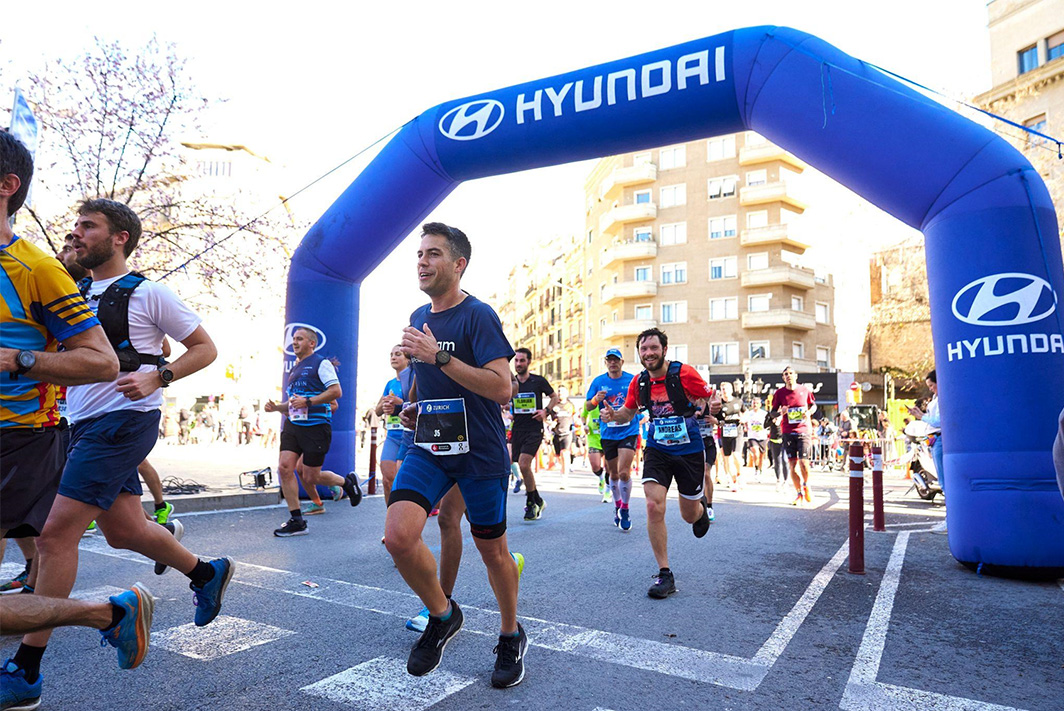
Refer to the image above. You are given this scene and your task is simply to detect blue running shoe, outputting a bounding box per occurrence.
[191,557,235,627]
[619,507,632,532]
[0,659,41,711]
[406,606,429,633]
[100,583,154,670]
[613,504,621,528]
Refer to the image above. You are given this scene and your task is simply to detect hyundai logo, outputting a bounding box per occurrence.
[438,99,504,141]
[283,322,327,356]
[951,273,1057,326]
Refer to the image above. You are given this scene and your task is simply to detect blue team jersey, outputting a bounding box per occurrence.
[586,372,638,440]
[382,377,404,442]
[409,295,514,479]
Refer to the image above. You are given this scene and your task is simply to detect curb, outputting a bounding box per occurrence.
[142,488,280,515]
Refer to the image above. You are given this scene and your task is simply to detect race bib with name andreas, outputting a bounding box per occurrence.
[415,398,470,456]
[513,393,536,415]
[652,416,690,446]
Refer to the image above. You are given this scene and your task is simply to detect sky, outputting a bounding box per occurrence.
[2,0,994,409]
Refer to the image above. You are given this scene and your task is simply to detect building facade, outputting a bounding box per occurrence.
[581,133,837,381]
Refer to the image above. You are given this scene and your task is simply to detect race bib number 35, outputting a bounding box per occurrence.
[415,398,470,456]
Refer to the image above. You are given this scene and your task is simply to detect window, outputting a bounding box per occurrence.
[634,152,652,166]
[671,344,688,363]
[746,210,769,229]
[1050,31,1064,61]
[599,283,606,302]
[1018,44,1039,74]
[660,184,686,208]
[748,294,771,313]
[634,266,651,282]
[1025,114,1048,145]
[709,256,737,280]
[635,304,653,320]
[599,317,607,335]
[791,295,804,311]
[661,262,687,284]
[707,176,737,199]
[815,301,830,324]
[660,222,687,245]
[586,260,593,276]
[708,215,737,239]
[659,145,686,170]
[634,190,651,205]
[612,311,618,322]
[745,169,767,186]
[587,230,593,245]
[586,293,592,309]
[711,342,740,366]
[709,297,737,320]
[792,342,805,360]
[661,301,688,323]
[750,341,770,359]
[634,227,653,242]
[747,253,769,271]
[816,346,830,368]
[707,135,736,161]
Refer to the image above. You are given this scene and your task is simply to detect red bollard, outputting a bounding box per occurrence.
[367,427,378,495]
[871,445,885,532]
[848,442,865,575]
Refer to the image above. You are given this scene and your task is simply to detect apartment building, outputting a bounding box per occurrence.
[582,132,837,380]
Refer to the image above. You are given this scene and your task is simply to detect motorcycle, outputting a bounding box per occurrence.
[900,420,942,501]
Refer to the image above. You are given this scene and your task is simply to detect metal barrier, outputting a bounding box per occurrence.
[366,427,378,495]
[848,443,865,575]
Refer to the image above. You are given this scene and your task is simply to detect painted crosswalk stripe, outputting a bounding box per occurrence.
[69,585,126,601]
[302,656,475,710]
[153,615,295,660]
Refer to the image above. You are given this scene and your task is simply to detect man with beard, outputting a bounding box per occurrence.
[600,328,719,599]
[14,199,235,708]
[509,347,557,520]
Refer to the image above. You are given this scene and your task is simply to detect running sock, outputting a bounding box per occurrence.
[534,491,544,506]
[154,501,167,511]
[290,509,304,520]
[103,603,126,631]
[659,567,671,575]
[593,468,604,481]
[13,643,45,684]
[610,479,622,503]
[436,602,453,622]
[187,559,216,588]
[511,463,521,478]
[618,479,632,505]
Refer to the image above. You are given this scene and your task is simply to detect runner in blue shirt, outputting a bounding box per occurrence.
[376,345,413,510]
[387,222,527,688]
[585,348,638,531]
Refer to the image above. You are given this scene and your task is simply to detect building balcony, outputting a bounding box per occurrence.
[740,265,816,290]
[738,143,807,170]
[599,162,658,199]
[739,181,806,211]
[603,318,658,340]
[600,239,658,268]
[602,280,658,305]
[740,224,810,251]
[741,309,816,330]
[599,202,657,235]
[522,309,535,322]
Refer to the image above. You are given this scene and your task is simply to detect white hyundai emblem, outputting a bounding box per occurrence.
[438,100,505,141]
[951,273,1056,326]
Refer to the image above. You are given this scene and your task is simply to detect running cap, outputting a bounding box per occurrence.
[605,348,623,360]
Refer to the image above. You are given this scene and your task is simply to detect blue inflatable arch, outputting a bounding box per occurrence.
[285,26,1064,577]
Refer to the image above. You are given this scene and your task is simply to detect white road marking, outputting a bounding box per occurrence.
[301,656,475,710]
[0,562,25,579]
[840,533,1026,711]
[153,615,295,660]
[80,534,849,691]
[69,585,126,602]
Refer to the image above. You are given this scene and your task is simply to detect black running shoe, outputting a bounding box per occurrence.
[155,519,185,575]
[491,623,528,688]
[523,502,536,521]
[274,517,308,537]
[692,497,711,539]
[342,472,363,507]
[648,569,676,599]
[407,600,464,676]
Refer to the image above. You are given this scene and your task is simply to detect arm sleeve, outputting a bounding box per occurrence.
[35,259,99,341]
[318,359,340,387]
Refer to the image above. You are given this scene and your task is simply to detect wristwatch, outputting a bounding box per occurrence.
[15,350,36,376]
[434,350,452,367]
[157,366,175,387]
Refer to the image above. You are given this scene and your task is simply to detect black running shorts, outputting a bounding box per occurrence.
[510,428,543,461]
[601,435,638,461]
[641,447,705,500]
[783,432,812,460]
[280,421,332,468]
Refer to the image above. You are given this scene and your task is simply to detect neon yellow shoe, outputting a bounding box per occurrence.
[511,552,525,580]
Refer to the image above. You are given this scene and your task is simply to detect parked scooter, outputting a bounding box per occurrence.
[900,420,942,501]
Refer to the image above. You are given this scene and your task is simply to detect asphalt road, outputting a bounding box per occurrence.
[2,468,1062,710]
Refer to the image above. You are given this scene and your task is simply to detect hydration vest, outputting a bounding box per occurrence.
[78,272,165,373]
[637,361,696,418]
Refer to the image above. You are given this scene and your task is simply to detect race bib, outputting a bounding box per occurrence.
[750,423,765,433]
[652,416,690,446]
[699,422,714,438]
[723,424,740,438]
[289,405,308,422]
[415,398,470,456]
[385,415,403,431]
[513,393,536,415]
[57,398,68,421]
[787,409,805,424]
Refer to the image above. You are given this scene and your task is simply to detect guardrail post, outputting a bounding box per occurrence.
[848,442,865,575]
[871,444,885,532]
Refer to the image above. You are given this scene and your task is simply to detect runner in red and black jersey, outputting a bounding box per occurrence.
[770,366,817,505]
